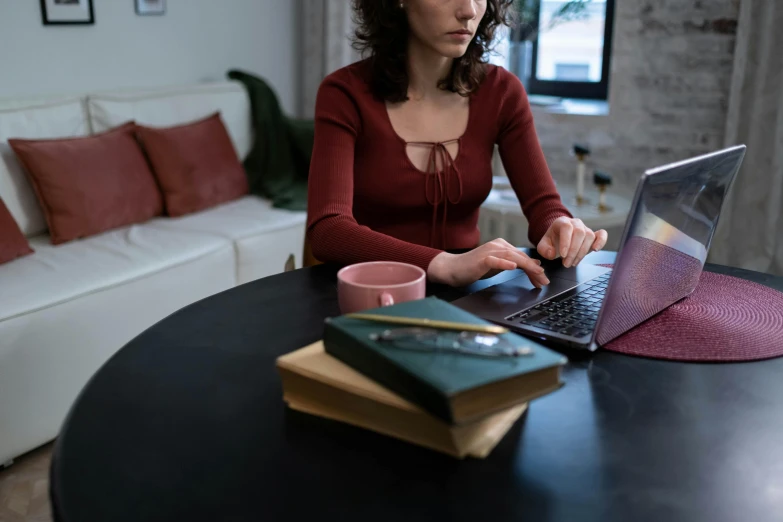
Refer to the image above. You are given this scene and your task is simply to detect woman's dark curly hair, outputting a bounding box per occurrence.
[351,0,514,103]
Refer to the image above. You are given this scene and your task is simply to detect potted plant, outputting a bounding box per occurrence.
[508,0,594,89]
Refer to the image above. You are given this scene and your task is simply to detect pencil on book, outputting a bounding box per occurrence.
[344,313,510,335]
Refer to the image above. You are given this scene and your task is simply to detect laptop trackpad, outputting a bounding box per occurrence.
[453,274,579,319]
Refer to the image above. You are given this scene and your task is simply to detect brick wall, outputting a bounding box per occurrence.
[530,0,741,196]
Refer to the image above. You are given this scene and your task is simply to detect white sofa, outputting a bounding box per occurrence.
[0,81,307,465]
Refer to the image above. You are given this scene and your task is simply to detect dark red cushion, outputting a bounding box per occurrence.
[8,122,163,245]
[135,113,249,217]
[0,198,34,264]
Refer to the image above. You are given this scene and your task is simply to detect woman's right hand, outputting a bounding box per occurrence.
[426,239,551,288]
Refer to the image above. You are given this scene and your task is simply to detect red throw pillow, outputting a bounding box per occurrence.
[8,122,163,245]
[135,113,249,217]
[0,198,34,264]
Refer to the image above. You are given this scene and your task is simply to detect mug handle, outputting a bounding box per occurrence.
[379,292,395,307]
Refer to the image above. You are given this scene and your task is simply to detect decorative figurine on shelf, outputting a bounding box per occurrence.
[593,170,613,213]
[573,143,591,205]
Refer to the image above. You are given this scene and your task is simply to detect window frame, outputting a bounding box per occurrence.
[526,0,617,100]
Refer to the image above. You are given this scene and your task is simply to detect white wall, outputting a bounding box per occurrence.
[0,0,299,114]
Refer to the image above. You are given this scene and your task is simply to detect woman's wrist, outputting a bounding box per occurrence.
[426,251,456,286]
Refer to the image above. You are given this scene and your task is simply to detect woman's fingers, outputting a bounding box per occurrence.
[494,239,544,268]
[475,227,608,285]
[497,238,521,251]
[592,229,609,251]
[494,248,543,274]
[489,249,550,288]
[482,255,517,273]
[556,221,573,261]
[572,229,595,267]
[536,234,558,260]
[477,239,551,287]
[563,220,586,267]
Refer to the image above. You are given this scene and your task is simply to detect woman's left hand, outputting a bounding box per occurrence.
[536,217,608,267]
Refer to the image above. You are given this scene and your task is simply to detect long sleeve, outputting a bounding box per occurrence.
[496,71,573,245]
[306,74,444,270]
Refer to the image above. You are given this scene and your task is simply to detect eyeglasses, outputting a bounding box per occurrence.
[369,327,534,358]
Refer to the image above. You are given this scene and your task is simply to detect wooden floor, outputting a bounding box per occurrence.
[0,443,53,522]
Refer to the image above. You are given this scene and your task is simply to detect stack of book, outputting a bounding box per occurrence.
[276,297,567,459]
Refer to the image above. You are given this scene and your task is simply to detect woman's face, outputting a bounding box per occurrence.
[405,0,487,59]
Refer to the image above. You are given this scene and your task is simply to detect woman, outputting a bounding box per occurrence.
[306,0,608,288]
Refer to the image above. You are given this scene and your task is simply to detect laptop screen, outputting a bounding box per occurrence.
[594,145,746,347]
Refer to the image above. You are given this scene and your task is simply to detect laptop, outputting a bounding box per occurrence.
[453,145,747,351]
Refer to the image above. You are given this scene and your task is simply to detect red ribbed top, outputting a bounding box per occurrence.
[306,60,572,271]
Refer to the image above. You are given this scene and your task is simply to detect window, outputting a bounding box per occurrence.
[554,63,591,81]
[508,0,616,100]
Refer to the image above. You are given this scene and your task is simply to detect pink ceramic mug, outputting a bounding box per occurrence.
[337,261,426,314]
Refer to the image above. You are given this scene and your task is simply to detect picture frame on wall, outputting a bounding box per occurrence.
[135,0,166,16]
[40,0,94,26]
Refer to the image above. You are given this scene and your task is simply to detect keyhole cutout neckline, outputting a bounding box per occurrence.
[383,98,473,249]
[383,96,472,174]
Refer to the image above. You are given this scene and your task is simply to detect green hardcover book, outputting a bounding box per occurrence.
[323,297,567,425]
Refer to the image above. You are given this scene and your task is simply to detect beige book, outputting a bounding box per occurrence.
[277,341,528,459]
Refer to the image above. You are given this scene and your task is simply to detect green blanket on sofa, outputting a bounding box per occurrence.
[227,69,313,211]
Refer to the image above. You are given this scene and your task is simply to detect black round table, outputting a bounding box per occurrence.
[50,251,783,522]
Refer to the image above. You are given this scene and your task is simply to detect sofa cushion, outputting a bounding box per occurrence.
[147,195,305,240]
[0,97,90,237]
[0,225,232,322]
[146,195,307,283]
[0,198,34,264]
[136,113,249,217]
[8,122,164,245]
[87,82,252,160]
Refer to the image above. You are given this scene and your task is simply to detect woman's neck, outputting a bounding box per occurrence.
[406,38,453,100]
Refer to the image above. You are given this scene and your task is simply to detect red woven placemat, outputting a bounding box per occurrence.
[599,266,783,362]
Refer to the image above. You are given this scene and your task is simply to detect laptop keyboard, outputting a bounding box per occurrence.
[506,273,612,338]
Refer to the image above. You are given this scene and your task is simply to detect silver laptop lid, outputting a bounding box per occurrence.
[592,145,747,347]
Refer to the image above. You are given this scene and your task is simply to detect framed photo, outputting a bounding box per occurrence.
[135,0,166,16]
[40,0,94,25]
